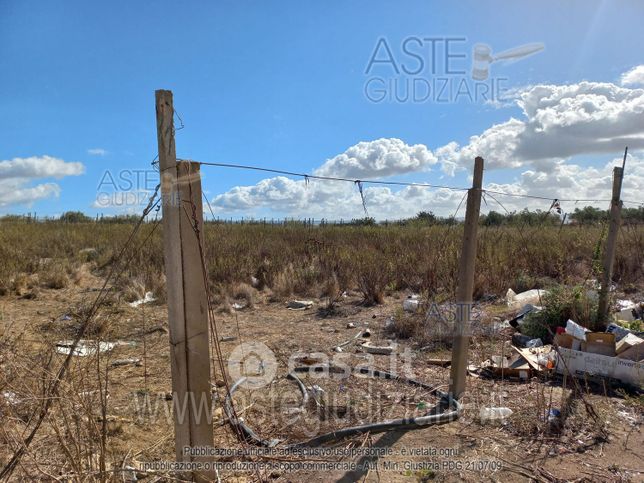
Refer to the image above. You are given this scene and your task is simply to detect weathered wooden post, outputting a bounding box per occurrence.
[597,165,624,325]
[156,90,214,481]
[449,157,484,399]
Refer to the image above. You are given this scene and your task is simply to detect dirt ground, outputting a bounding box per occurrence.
[0,267,642,482]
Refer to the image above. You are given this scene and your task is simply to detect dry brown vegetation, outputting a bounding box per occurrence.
[0,221,642,305]
[0,220,642,481]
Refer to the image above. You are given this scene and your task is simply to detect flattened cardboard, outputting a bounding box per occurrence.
[556,347,644,387]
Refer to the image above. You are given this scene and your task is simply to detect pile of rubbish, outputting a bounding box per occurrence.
[479,289,643,388]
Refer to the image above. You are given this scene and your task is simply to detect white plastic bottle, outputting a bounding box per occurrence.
[480,407,513,422]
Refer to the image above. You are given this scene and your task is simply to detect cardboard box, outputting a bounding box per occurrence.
[616,334,644,362]
[554,333,582,351]
[584,333,616,357]
[556,347,644,387]
[616,333,643,354]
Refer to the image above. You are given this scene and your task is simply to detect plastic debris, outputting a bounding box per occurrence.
[606,322,644,341]
[56,340,117,357]
[129,292,155,308]
[616,302,644,322]
[547,408,561,423]
[311,385,325,398]
[403,294,420,312]
[361,341,394,355]
[480,407,513,422]
[60,314,72,321]
[537,352,556,368]
[232,302,246,310]
[512,333,542,348]
[1,391,19,405]
[346,322,356,329]
[512,334,533,348]
[110,358,142,368]
[506,289,547,310]
[526,338,543,348]
[508,304,541,328]
[617,299,635,310]
[220,336,237,342]
[286,300,314,310]
[565,319,589,342]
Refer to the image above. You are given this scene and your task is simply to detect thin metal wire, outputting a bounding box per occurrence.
[191,160,643,206]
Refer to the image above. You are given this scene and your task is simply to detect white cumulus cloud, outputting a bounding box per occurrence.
[437,80,644,170]
[621,65,644,86]
[314,138,436,178]
[209,66,644,220]
[0,155,84,208]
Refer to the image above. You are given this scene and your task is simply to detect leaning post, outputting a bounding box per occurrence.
[155,90,214,481]
[597,166,624,325]
[449,157,484,399]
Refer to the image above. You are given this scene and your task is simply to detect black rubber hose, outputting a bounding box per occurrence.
[223,365,461,448]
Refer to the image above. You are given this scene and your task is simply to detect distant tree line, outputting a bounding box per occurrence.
[0,206,642,226]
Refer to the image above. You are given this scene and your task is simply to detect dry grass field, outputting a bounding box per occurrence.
[0,220,642,481]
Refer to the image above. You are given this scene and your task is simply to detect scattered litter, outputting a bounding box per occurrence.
[480,407,512,422]
[512,334,534,348]
[536,351,556,368]
[480,354,531,380]
[616,302,643,322]
[362,328,371,338]
[616,333,644,362]
[554,333,582,351]
[361,341,395,355]
[513,345,555,371]
[56,340,117,357]
[110,358,142,368]
[138,324,168,336]
[506,288,547,310]
[60,314,72,321]
[585,333,616,357]
[346,322,356,329]
[606,322,644,341]
[556,347,644,386]
[384,317,395,330]
[332,329,364,351]
[286,300,314,310]
[220,336,237,342]
[250,276,260,287]
[427,359,451,367]
[617,299,635,310]
[512,334,542,348]
[403,294,420,312]
[565,319,589,341]
[310,385,325,398]
[129,292,156,308]
[1,391,19,405]
[547,408,561,423]
[232,302,246,310]
[508,304,541,328]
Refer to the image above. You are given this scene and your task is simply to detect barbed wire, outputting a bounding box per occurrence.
[189,160,643,207]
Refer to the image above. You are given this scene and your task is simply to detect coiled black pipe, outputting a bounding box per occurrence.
[223,365,461,448]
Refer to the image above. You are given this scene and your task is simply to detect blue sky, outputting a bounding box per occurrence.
[1,1,643,219]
